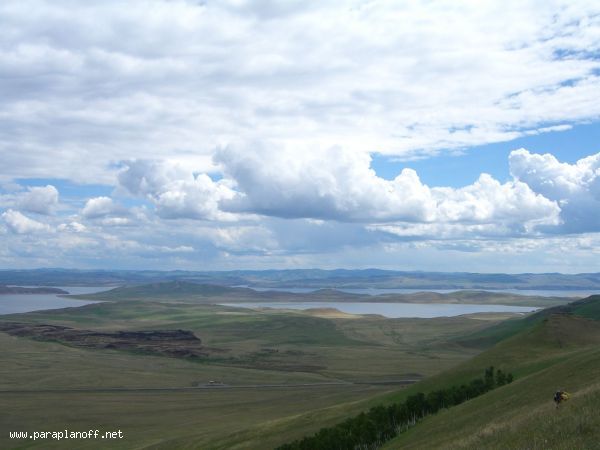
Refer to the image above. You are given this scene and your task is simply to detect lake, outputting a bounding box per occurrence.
[220,302,539,318]
[0,286,109,315]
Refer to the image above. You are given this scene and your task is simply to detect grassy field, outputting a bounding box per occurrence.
[0,300,502,383]
[0,295,518,449]
[376,300,600,449]
[2,385,398,450]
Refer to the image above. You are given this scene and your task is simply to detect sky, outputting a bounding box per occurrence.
[1,0,600,273]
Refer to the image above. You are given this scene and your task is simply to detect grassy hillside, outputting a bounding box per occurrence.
[376,296,600,449]
[182,310,600,450]
[457,294,600,349]
[0,300,497,384]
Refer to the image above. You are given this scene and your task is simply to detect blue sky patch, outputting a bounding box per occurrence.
[372,122,600,187]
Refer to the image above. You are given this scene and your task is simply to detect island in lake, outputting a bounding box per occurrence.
[0,285,69,295]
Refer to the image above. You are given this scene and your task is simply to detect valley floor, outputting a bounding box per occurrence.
[0,299,506,449]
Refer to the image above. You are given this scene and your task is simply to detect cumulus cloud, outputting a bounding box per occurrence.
[2,0,600,271]
[509,149,600,232]
[216,144,560,230]
[80,196,137,226]
[16,185,59,215]
[81,196,117,218]
[118,160,237,221]
[432,174,560,228]
[2,209,51,234]
[112,145,563,240]
[57,221,86,233]
[81,196,146,227]
[1,1,600,183]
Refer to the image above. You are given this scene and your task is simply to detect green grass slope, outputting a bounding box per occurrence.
[191,296,600,449]
[456,294,600,349]
[186,311,600,450]
[379,297,600,449]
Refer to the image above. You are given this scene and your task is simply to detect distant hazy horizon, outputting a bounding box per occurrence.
[1,267,600,276]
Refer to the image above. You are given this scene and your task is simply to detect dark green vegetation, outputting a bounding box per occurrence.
[278,367,513,450]
[75,281,571,307]
[0,285,68,294]
[2,268,600,289]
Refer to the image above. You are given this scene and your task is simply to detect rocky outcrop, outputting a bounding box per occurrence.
[0,322,221,359]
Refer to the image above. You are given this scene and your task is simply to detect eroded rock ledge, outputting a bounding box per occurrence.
[0,322,222,359]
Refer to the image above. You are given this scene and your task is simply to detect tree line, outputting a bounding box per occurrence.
[277,366,513,450]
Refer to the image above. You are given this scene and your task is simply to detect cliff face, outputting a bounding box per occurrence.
[0,322,221,359]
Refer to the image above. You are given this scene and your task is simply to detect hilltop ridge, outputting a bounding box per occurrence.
[380,296,600,449]
[2,268,600,290]
[74,281,572,307]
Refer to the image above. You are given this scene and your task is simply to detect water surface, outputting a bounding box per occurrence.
[221,302,539,318]
[0,286,109,315]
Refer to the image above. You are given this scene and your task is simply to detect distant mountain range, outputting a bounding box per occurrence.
[1,268,600,290]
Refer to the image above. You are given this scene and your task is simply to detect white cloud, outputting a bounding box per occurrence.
[210,225,278,254]
[1,1,600,271]
[80,197,136,226]
[100,217,132,227]
[2,209,51,234]
[81,196,117,218]
[57,221,86,233]
[46,147,597,270]
[432,174,560,228]
[117,160,189,197]
[509,149,600,232]
[0,184,59,216]
[216,144,560,229]
[118,160,237,221]
[0,1,599,183]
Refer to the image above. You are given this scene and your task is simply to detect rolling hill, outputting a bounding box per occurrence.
[73,281,571,307]
[159,295,599,449]
[273,295,600,450]
[380,296,600,449]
